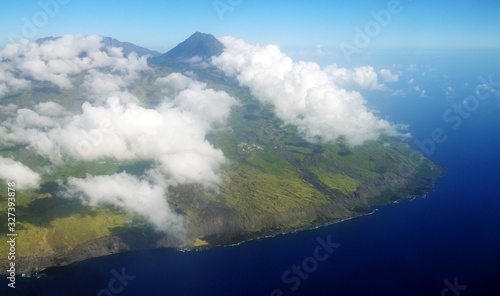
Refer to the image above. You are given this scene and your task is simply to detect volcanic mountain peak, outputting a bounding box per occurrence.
[150,32,224,65]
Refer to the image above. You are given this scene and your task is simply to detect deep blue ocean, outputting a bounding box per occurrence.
[2,50,499,296]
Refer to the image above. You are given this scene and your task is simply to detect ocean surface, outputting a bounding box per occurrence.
[2,50,499,296]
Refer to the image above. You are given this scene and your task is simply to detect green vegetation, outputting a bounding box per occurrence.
[0,68,442,261]
[309,168,359,195]
[220,163,328,216]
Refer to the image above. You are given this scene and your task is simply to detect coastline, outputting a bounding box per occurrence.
[0,209,374,276]
[0,204,389,276]
[183,210,378,251]
[0,166,442,276]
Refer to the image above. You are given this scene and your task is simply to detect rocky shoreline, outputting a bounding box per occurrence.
[1,216,358,275]
[0,150,442,276]
[0,193,429,276]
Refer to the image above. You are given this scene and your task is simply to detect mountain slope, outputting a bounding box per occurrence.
[149,32,224,65]
[0,33,442,275]
[100,37,161,57]
[36,36,161,57]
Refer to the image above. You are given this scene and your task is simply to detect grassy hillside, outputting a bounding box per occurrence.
[0,68,441,259]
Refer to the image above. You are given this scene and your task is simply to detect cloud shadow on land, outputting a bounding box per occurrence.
[17,193,99,229]
[108,224,165,250]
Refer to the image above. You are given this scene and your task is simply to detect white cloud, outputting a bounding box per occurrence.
[0,156,41,190]
[0,103,18,114]
[82,69,140,104]
[184,56,210,68]
[1,96,231,231]
[0,70,30,96]
[413,85,428,97]
[64,172,185,235]
[16,108,58,128]
[352,66,385,90]
[380,69,399,82]
[3,95,234,187]
[156,73,239,125]
[322,64,386,90]
[34,101,67,116]
[0,35,149,92]
[0,36,240,233]
[404,78,428,98]
[391,89,406,97]
[156,72,195,93]
[212,36,406,145]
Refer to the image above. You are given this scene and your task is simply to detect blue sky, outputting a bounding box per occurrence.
[1,0,499,53]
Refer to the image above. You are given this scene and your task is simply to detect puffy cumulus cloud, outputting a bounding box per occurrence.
[63,172,185,235]
[0,156,41,190]
[156,72,196,93]
[0,36,237,233]
[379,69,399,83]
[16,108,59,128]
[0,69,238,232]
[156,73,239,125]
[212,37,405,145]
[2,95,234,186]
[34,101,68,117]
[184,56,210,68]
[82,69,140,104]
[0,34,149,93]
[325,65,386,90]
[0,71,30,97]
[352,66,386,90]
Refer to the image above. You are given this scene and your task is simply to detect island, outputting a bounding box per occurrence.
[0,32,442,275]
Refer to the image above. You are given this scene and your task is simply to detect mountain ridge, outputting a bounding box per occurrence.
[149,32,224,65]
[35,36,161,57]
